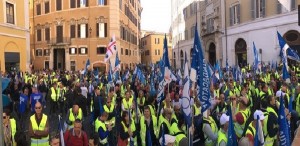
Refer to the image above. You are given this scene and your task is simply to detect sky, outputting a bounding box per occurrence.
[141,0,171,33]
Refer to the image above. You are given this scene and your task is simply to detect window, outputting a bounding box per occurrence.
[145,50,150,56]
[98,0,107,5]
[36,4,41,15]
[97,47,106,54]
[69,48,77,55]
[155,49,157,55]
[70,25,76,38]
[97,23,107,38]
[78,24,88,38]
[6,2,14,24]
[45,28,50,41]
[125,49,129,55]
[79,0,88,7]
[183,8,187,19]
[44,49,50,56]
[70,61,76,71]
[119,0,122,10]
[56,26,63,43]
[80,47,88,54]
[207,18,214,33]
[158,49,160,55]
[157,38,160,44]
[230,4,240,26]
[190,26,195,38]
[56,0,62,11]
[35,49,43,56]
[121,48,123,55]
[70,0,76,8]
[37,29,42,41]
[185,30,188,40]
[251,0,265,19]
[45,1,50,14]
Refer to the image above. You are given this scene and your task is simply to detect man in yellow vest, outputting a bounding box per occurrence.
[218,113,229,146]
[49,82,58,115]
[3,109,17,146]
[140,105,159,146]
[29,102,49,146]
[66,104,83,130]
[202,110,218,146]
[122,91,133,112]
[95,111,113,146]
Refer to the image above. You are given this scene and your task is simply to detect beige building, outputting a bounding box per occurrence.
[0,0,30,72]
[223,0,300,66]
[30,0,141,72]
[140,32,172,65]
[199,0,223,66]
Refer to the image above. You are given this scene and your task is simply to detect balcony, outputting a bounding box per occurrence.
[47,37,71,46]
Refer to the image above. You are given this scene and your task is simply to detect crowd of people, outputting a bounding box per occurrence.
[1,62,300,146]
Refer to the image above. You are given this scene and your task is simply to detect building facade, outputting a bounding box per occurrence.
[30,0,141,71]
[199,0,224,66]
[140,32,172,65]
[0,0,30,72]
[223,0,299,67]
[171,0,202,70]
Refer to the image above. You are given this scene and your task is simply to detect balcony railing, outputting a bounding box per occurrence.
[47,37,71,45]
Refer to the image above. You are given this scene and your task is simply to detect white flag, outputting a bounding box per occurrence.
[278,0,291,11]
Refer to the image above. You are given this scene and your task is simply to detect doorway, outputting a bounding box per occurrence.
[53,48,65,70]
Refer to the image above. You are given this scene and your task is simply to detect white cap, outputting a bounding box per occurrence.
[276,90,286,98]
[160,134,176,145]
[254,110,265,120]
[220,113,230,125]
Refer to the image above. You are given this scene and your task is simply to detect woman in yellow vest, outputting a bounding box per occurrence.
[122,91,133,112]
[118,111,137,146]
[137,90,146,110]
[29,102,49,146]
[3,109,17,146]
[103,96,116,127]
[262,95,279,146]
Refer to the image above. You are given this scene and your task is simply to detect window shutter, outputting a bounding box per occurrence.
[291,0,296,10]
[77,0,80,8]
[261,0,265,17]
[85,48,88,54]
[86,0,89,7]
[104,23,108,37]
[77,24,80,38]
[75,48,77,54]
[86,24,89,38]
[277,0,282,14]
[96,23,99,37]
[104,0,107,5]
[237,4,240,24]
[251,0,255,19]
[230,7,233,26]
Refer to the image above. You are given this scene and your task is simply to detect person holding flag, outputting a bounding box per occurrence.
[245,110,265,145]
[218,113,230,146]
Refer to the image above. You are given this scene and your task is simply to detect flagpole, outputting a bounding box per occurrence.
[0,72,4,146]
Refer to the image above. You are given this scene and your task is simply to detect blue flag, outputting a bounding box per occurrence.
[1,77,10,92]
[278,32,290,80]
[254,114,264,146]
[278,31,300,62]
[150,72,156,96]
[84,59,90,75]
[278,94,291,146]
[122,70,130,82]
[107,61,114,87]
[193,24,211,113]
[253,42,259,73]
[227,106,237,146]
[58,115,65,146]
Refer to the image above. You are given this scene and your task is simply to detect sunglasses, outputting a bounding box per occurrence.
[107,101,111,104]
[3,116,6,119]
[35,107,42,109]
